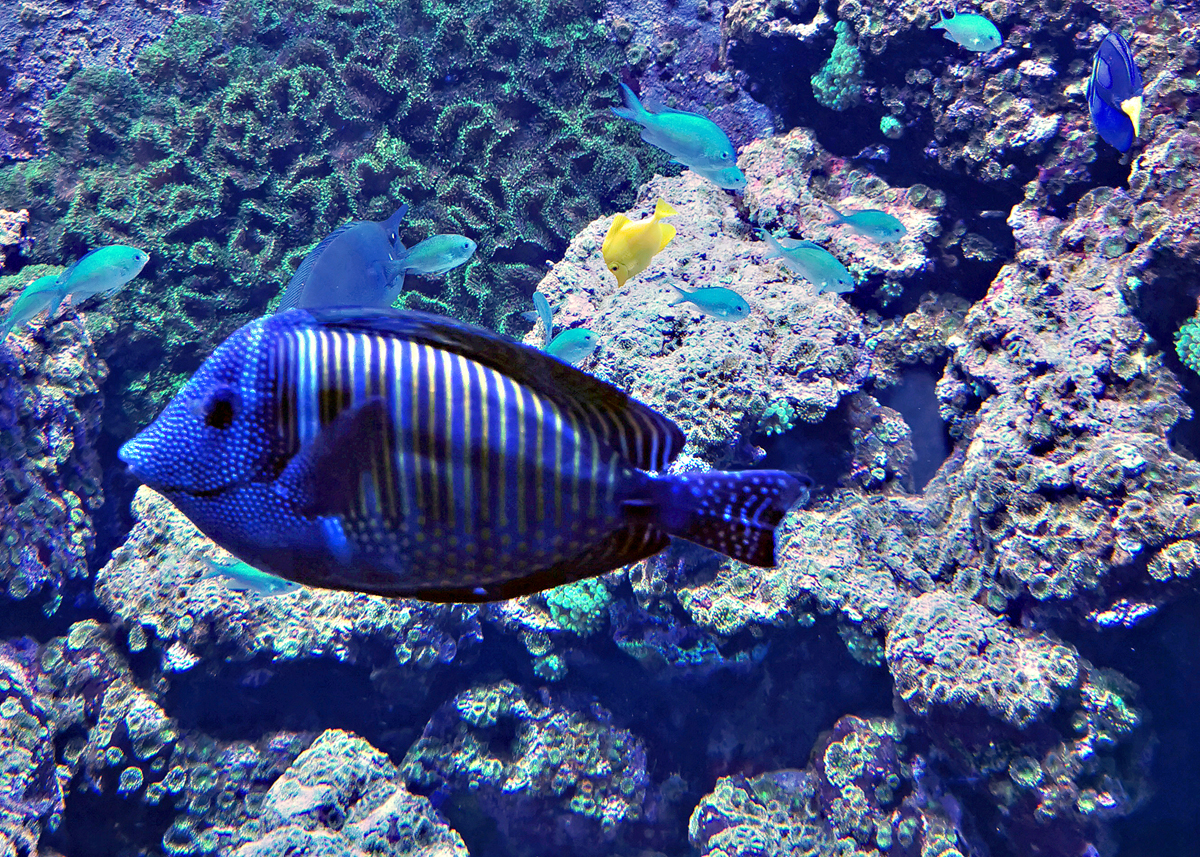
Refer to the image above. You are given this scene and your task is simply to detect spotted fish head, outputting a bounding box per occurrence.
[120,316,278,500]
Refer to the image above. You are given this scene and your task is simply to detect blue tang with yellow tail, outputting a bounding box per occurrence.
[119,307,804,602]
[1087,30,1144,153]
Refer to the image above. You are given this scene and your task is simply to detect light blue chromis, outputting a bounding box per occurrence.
[668,285,750,320]
[931,10,1002,52]
[827,208,908,243]
[545,328,599,364]
[201,556,303,596]
[612,83,741,174]
[688,162,748,192]
[532,292,554,344]
[760,231,855,294]
[402,234,477,276]
[275,204,410,312]
[1,245,149,339]
[118,307,804,602]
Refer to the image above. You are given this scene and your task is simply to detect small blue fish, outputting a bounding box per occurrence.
[119,307,804,601]
[532,292,554,344]
[853,144,890,162]
[1087,30,1144,153]
[931,10,1002,52]
[827,208,907,243]
[668,285,750,320]
[760,231,855,294]
[689,162,748,192]
[2,245,149,339]
[545,328,599,364]
[276,205,410,312]
[402,234,476,276]
[201,557,303,596]
[612,83,738,173]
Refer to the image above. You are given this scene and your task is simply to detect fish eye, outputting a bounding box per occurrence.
[720,151,730,160]
[203,386,238,430]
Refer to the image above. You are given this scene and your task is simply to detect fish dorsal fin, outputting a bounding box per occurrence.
[58,247,107,285]
[276,222,363,313]
[658,222,677,252]
[302,307,686,472]
[604,214,631,247]
[777,237,821,251]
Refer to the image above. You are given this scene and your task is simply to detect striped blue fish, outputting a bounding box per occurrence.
[119,308,804,602]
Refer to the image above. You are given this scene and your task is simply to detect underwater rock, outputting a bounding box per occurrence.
[96,487,483,673]
[531,167,870,463]
[0,272,106,611]
[235,729,467,857]
[401,681,653,855]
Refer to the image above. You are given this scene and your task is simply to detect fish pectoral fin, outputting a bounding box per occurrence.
[273,396,390,517]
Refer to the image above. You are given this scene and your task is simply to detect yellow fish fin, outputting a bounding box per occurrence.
[657,222,677,252]
[653,199,679,219]
[603,214,631,250]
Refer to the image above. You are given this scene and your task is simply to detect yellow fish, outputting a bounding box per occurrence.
[601,199,678,288]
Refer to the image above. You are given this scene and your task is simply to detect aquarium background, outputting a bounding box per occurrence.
[0,0,1199,854]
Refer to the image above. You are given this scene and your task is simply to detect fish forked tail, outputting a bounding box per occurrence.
[612,82,650,124]
[631,469,807,567]
[653,199,679,220]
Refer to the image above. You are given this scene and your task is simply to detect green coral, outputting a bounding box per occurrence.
[1174,311,1200,374]
[545,579,612,636]
[0,0,664,432]
[811,21,864,111]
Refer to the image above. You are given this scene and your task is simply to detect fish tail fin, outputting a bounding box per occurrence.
[829,207,847,222]
[611,82,648,124]
[653,199,679,220]
[633,470,806,566]
[667,284,690,306]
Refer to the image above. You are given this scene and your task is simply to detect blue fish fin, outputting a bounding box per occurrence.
[276,222,363,313]
[668,284,691,306]
[305,307,687,472]
[273,396,390,517]
[382,203,409,238]
[636,469,806,566]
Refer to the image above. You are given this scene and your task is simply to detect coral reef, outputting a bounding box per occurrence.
[0,267,106,611]
[401,681,653,854]
[233,729,467,857]
[0,0,666,434]
[96,487,483,673]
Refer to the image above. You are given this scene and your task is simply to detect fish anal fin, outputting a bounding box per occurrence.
[302,308,686,472]
[408,525,670,603]
[658,222,677,252]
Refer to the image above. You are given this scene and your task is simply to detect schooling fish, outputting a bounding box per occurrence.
[545,327,599,364]
[668,285,750,320]
[532,292,554,345]
[1087,30,1144,153]
[602,199,678,288]
[612,83,739,173]
[931,10,1002,52]
[119,308,804,602]
[827,208,908,244]
[403,234,477,276]
[276,205,410,312]
[201,556,303,596]
[1,245,149,339]
[760,231,855,294]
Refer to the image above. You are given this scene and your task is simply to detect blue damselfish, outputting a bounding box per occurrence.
[1087,30,1144,153]
[119,308,804,602]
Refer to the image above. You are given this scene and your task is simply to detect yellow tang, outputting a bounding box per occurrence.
[601,199,678,288]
